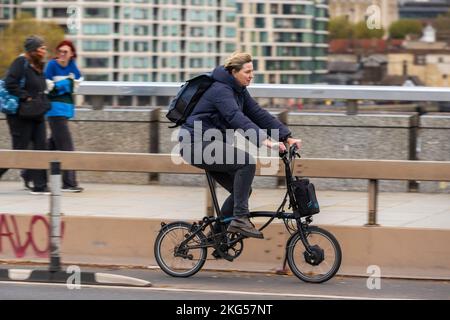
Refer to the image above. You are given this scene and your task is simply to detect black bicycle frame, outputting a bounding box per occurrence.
[178,148,315,254]
[205,150,300,227]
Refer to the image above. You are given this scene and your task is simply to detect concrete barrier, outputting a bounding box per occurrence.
[288,112,419,192]
[2,110,449,193]
[1,214,449,280]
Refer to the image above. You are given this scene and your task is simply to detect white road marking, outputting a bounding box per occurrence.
[0,280,413,300]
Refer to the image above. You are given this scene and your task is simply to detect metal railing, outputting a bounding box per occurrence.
[2,83,449,224]
[77,82,450,114]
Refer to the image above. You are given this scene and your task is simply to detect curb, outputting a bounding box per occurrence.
[0,268,152,287]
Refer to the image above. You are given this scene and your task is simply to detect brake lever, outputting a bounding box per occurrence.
[279,150,288,158]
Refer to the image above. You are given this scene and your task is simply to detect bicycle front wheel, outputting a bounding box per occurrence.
[154,221,207,277]
[287,226,342,283]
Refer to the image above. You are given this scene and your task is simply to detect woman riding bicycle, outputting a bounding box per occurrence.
[179,52,302,239]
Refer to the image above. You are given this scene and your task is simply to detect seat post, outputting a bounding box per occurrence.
[205,171,221,218]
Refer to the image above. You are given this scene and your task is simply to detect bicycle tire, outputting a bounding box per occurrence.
[286,226,342,283]
[154,221,207,277]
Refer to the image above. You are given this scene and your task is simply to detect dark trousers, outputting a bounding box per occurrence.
[181,141,256,217]
[0,115,47,188]
[48,116,78,188]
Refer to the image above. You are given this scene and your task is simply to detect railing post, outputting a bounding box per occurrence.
[346,100,358,115]
[90,96,104,110]
[366,179,380,226]
[49,161,62,272]
[149,108,160,183]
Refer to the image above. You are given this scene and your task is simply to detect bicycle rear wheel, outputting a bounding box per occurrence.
[154,221,207,277]
[287,226,341,283]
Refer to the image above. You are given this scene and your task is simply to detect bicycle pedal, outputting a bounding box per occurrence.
[212,249,234,262]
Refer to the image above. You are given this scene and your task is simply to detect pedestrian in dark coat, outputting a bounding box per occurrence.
[0,35,50,194]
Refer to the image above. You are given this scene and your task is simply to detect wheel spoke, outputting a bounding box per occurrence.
[155,223,207,277]
[287,227,341,283]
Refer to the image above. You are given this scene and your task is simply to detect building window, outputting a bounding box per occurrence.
[188,42,206,52]
[133,74,149,82]
[133,57,149,68]
[84,8,110,18]
[122,57,130,68]
[83,40,111,51]
[134,8,149,20]
[262,46,271,56]
[123,41,130,52]
[414,55,426,65]
[190,58,203,68]
[255,17,265,28]
[84,58,109,68]
[256,3,265,14]
[282,4,306,15]
[254,74,264,83]
[225,27,236,37]
[239,17,245,28]
[270,4,278,14]
[50,8,67,18]
[83,24,111,35]
[225,43,236,52]
[260,32,268,42]
[134,41,149,52]
[190,27,204,37]
[236,2,242,14]
[0,7,11,19]
[226,12,235,23]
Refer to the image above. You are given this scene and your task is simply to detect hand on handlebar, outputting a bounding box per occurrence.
[263,139,287,153]
[287,138,302,152]
[286,138,302,158]
[264,138,302,158]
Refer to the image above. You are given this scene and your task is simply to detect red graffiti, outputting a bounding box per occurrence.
[0,214,65,258]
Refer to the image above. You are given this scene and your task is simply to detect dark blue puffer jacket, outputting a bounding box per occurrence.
[180,66,291,146]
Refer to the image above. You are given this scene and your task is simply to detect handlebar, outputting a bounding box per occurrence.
[279,143,301,160]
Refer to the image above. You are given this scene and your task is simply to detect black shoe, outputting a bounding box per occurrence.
[227,216,264,239]
[20,171,32,190]
[211,249,223,259]
[30,187,51,195]
[62,186,84,193]
[22,178,32,191]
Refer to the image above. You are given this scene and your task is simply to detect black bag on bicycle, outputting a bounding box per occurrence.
[291,178,320,217]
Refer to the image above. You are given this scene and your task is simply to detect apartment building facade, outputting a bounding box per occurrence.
[1,0,329,85]
[237,0,329,84]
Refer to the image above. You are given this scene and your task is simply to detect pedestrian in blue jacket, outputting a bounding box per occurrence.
[179,52,302,239]
[45,40,83,192]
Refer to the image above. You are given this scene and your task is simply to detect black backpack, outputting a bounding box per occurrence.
[166,72,214,128]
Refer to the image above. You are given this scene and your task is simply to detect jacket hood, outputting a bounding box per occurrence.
[212,65,245,93]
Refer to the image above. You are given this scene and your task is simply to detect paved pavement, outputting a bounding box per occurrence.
[0,264,449,300]
[0,181,449,228]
